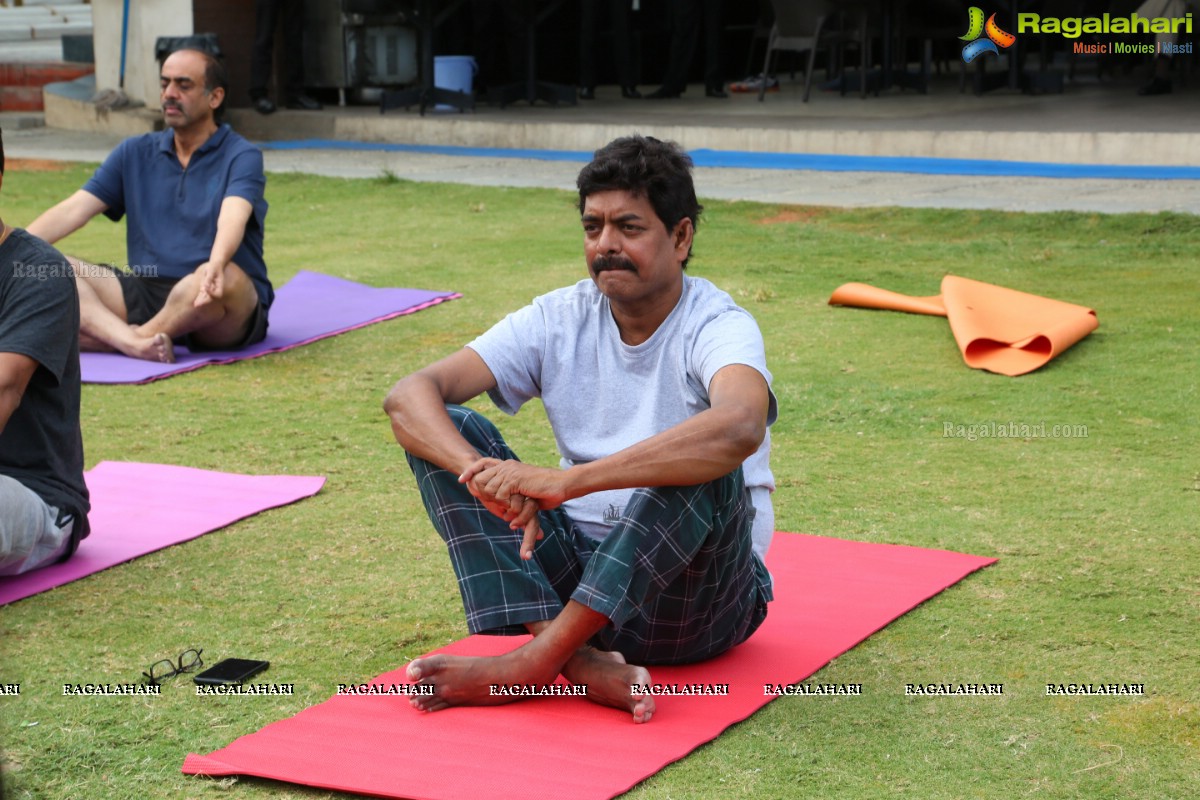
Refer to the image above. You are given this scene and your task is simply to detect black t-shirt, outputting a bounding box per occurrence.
[0,228,89,520]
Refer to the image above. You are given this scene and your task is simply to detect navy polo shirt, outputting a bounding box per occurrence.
[82,124,273,309]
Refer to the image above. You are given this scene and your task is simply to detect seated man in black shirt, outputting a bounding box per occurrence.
[0,129,90,575]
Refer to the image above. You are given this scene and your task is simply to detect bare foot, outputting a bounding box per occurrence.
[119,330,175,363]
[405,651,559,713]
[562,646,656,723]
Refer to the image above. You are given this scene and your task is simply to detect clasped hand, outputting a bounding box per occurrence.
[458,458,569,561]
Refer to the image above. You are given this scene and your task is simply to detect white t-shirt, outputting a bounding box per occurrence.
[468,275,777,556]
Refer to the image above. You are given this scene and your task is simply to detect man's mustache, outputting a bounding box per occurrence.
[593,254,636,273]
[162,101,183,112]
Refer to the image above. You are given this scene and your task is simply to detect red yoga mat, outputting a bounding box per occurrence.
[183,532,996,799]
[0,461,325,605]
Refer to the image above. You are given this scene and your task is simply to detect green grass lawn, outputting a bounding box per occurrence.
[2,163,1197,799]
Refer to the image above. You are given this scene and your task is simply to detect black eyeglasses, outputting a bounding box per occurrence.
[142,648,203,686]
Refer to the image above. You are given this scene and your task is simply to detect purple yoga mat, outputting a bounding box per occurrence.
[81,271,460,384]
[0,461,325,605]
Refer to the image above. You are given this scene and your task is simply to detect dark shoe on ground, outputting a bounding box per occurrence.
[286,94,323,110]
[1136,77,1172,96]
[646,87,681,99]
[253,97,276,115]
[621,85,642,99]
[579,86,596,100]
[730,74,780,93]
[706,85,728,98]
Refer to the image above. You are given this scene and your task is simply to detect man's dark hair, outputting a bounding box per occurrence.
[577,135,703,267]
[196,49,228,122]
[197,50,228,97]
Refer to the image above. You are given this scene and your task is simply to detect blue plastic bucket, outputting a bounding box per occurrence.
[433,55,476,111]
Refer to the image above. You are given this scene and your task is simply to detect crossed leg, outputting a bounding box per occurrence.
[402,406,767,723]
[71,259,173,362]
[71,258,259,362]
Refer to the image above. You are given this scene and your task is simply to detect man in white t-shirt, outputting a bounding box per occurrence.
[385,135,776,723]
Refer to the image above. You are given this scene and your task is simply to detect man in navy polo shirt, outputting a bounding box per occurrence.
[27,48,271,364]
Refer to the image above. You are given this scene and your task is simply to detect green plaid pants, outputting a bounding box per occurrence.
[405,405,772,665]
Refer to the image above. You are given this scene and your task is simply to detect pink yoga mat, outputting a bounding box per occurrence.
[183,532,996,799]
[0,461,325,605]
[81,271,460,384]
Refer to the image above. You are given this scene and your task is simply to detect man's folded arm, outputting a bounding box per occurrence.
[384,347,500,475]
[563,363,769,500]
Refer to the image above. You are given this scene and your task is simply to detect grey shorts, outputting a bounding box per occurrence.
[0,475,73,576]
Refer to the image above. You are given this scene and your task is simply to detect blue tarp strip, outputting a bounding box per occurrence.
[255,139,1200,181]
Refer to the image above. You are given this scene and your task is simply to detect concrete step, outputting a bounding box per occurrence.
[0,109,45,130]
[44,74,163,137]
[36,21,92,38]
[0,38,62,62]
[0,5,91,22]
[0,4,91,42]
[0,21,92,41]
[0,4,92,17]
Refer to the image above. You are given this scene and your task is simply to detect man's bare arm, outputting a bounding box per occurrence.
[384,347,501,476]
[571,363,770,493]
[386,347,547,555]
[0,352,38,434]
[195,196,254,304]
[24,190,107,245]
[466,364,769,504]
[462,363,770,554]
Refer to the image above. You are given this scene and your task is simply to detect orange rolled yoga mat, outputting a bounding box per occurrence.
[828,275,1098,376]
